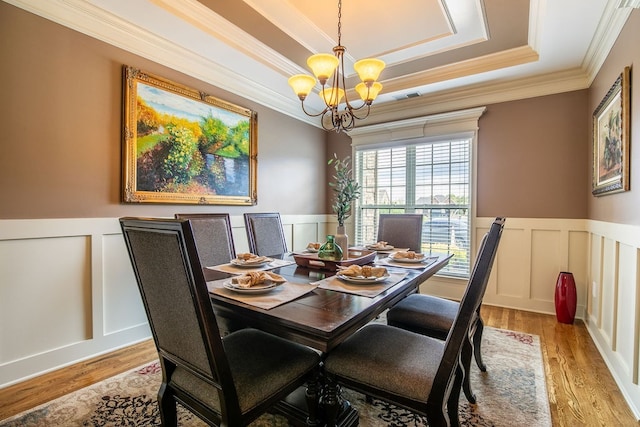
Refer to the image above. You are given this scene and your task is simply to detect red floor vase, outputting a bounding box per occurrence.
[555,272,577,324]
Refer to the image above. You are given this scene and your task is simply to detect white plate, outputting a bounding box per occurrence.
[336,273,390,284]
[366,245,395,252]
[230,257,272,267]
[222,280,281,294]
[388,255,428,264]
[305,247,319,253]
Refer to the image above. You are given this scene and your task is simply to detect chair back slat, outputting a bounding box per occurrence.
[377,214,423,251]
[244,213,287,256]
[175,213,236,267]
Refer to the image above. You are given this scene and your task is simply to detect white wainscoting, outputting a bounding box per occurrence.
[422,217,640,419]
[1,216,639,419]
[422,217,590,317]
[585,220,640,420]
[0,215,330,388]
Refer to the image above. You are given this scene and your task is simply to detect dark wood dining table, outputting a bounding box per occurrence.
[203,251,452,426]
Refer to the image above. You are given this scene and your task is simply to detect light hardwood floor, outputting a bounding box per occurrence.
[0,306,638,426]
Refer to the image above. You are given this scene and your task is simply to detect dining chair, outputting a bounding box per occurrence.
[386,217,505,404]
[376,213,423,251]
[322,215,504,427]
[243,212,288,256]
[119,217,321,427]
[174,213,236,267]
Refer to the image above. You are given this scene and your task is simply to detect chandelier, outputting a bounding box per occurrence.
[287,0,385,133]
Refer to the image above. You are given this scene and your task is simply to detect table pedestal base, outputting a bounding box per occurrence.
[272,385,359,427]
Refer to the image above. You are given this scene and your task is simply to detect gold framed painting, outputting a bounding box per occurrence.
[122,65,257,205]
[592,66,631,196]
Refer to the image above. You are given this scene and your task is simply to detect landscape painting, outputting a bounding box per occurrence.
[122,66,257,205]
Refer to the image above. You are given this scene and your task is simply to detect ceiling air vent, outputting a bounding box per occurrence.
[393,92,421,101]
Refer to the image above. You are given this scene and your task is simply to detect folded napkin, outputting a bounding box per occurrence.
[338,265,388,278]
[391,250,424,260]
[231,271,286,288]
[234,253,266,263]
[367,241,391,249]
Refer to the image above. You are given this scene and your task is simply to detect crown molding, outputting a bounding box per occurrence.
[617,0,640,8]
[3,0,625,133]
[582,0,634,84]
[349,107,486,146]
[364,68,591,126]
[149,0,304,76]
[378,46,539,97]
[3,0,320,127]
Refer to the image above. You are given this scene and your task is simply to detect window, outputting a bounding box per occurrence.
[349,107,484,278]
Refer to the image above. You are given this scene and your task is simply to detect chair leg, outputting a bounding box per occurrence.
[473,316,487,372]
[446,362,464,427]
[460,335,477,404]
[158,383,177,427]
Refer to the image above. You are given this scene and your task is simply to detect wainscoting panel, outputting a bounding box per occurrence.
[0,215,330,388]
[102,233,147,335]
[422,218,589,316]
[585,220,640,419]
[494,226,528,299]
[0,235,92,364]
[601,237,618,349]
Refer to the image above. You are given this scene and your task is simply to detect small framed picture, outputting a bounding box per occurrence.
[592,66,631,196]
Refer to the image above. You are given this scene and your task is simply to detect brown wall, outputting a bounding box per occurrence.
[477,91,590,218]
[3,2,633,225]
[588,9,640,226]
[0,2,327,219]
[326,92,591,220]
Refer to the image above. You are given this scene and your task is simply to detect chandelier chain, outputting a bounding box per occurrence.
[337,0,342,45]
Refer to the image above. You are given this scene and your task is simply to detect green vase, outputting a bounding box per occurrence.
[318,234,343,260]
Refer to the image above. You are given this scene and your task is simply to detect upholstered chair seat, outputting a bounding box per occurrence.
[388,294,458,340]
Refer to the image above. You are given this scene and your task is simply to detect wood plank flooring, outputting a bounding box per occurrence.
[1,306,638,426]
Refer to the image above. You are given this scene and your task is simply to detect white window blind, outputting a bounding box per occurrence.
[355,138,471,277]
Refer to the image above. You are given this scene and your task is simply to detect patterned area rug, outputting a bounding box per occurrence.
[0,327,551,426]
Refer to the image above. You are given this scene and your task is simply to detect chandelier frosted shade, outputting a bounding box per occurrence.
[355,81,382,103]
[319,87,345,107]
[353,58,385,82]
[288,74,316,100]
[307,54,339,84]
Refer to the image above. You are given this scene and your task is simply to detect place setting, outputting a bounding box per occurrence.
[312,265,407,298]
[291,242,321,255]
[206,252,295,274]
[207,270,317,310]
[363,241,409,254]
[377,250,440,269]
